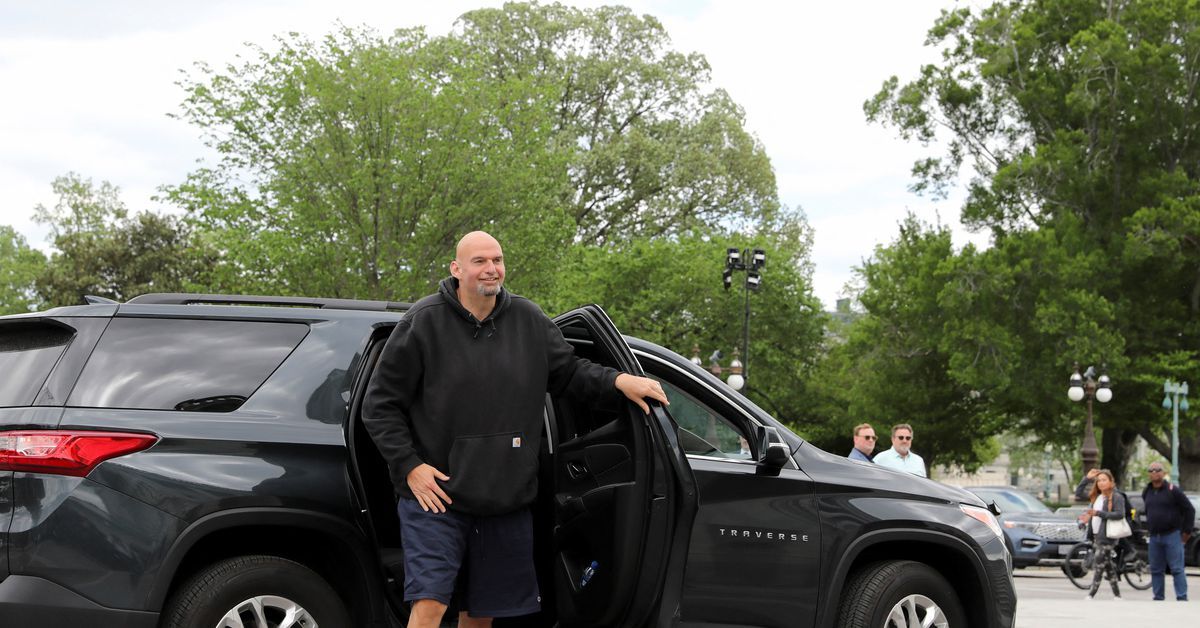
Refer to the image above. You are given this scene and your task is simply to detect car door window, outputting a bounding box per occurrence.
[68,317,308,412]
[651,377,750,460]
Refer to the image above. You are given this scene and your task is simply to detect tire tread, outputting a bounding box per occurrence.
[163,554,347,628]
[835,559,962,628]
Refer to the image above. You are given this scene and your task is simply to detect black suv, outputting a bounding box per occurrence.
[0,294,1015,628]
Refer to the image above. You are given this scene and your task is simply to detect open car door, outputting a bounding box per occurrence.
[548,305,697,628]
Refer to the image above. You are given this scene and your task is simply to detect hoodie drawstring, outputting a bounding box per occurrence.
[471,319,498,339]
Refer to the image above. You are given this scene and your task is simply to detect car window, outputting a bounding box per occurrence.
[68,317,308,412]
[652,376,750,460]
[0,321,74,407]
[972,489,1052,513]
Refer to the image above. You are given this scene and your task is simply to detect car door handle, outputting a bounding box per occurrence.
[567,461,588,480]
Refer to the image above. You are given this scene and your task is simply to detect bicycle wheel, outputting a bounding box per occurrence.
[1122,556,1152,590]
[1062,542,1094,590]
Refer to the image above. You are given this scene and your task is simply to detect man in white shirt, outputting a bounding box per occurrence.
[873,423,926,477]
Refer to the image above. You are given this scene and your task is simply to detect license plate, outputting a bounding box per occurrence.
[1058,544,1073,555]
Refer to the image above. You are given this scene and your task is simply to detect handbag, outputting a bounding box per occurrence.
[1106,513,1133,539]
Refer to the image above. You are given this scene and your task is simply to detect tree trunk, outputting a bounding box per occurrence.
[1179,453,1200,492]
[1100,428,1139,488]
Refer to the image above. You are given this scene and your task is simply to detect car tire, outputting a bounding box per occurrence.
[836,560,965,628]
[162,555,351,628]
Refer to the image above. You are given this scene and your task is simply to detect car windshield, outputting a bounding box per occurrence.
[972,489,1053,514]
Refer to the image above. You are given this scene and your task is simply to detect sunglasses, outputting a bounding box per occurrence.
[1148,468,1165,473]
[859,435,877,441]
[895,435,912,441]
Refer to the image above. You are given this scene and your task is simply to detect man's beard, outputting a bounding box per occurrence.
[476,282,501,297]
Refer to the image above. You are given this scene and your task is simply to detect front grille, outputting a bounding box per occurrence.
[1032,522,1085,542]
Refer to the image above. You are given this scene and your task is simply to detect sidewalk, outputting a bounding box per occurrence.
[1014,566,1196,627]
[1018,596,1194,627]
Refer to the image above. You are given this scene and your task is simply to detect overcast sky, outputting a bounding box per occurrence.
[0,0,986,309]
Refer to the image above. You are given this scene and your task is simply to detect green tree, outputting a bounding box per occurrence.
[168,25,572,302]
[0,226,47,314]
[834,217,1003,471]
[167,2,780,302]
[34,173,214,306]
[866,0,1200,487]
[455,2,779,242]
[542,213,825,428]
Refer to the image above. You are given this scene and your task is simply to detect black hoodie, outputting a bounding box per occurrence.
[362,278,619,515]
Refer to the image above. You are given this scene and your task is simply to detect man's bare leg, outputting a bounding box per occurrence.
[458,611,493,628]
[407,599,448,628]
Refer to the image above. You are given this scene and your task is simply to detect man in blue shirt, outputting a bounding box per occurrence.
[847,423,876,462]
[873,423,927,477]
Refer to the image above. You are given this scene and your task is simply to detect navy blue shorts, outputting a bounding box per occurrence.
[397,499,540,618]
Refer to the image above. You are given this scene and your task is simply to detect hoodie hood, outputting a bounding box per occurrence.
[438,277,511,335]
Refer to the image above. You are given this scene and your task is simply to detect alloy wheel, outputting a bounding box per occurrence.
[885,593,950,628]
[217,595,318,628]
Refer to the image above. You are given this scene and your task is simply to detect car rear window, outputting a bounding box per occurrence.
[0,321,75,407]
[67,317,308,412]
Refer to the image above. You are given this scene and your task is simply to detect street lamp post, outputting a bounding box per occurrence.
[1067,364,1113,481]
[1162,380,1189,485]
[723,247,764,390]
[689,346,744,391]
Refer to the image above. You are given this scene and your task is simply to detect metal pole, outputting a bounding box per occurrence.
[1172,387,1180,485]
[1081,388,1099,476]
[742,250,751,390]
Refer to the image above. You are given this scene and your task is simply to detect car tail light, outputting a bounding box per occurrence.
[0,430,158,477]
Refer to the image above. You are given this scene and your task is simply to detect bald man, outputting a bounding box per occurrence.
[363,231,667,628]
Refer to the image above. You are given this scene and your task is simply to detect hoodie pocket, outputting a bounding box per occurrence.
[446,431,537,516]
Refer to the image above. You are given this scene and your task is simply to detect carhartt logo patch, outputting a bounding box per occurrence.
[512,437,522,447]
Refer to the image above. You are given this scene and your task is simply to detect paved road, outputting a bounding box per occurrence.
[1013,564,1198,627]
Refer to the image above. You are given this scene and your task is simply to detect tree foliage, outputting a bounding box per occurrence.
[168,23,573,301]
[865,0,1200,487]
[34,173,214,306]
[0,225,46,315]
[166,2,780,302]
[542,212,824,427]
[821,217,1005,471]
[455,2,779,242]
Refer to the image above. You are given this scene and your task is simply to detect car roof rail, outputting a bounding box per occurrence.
[84,295,119,305]
[125,293,411,312]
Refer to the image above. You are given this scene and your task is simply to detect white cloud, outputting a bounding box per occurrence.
[0,0,985,308]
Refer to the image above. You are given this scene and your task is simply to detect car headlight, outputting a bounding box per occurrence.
[961,504,1004,540]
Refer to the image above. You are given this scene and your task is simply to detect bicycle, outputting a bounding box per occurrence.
[1061,537,1151,591]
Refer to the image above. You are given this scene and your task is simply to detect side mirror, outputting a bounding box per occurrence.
[755,425,789,476]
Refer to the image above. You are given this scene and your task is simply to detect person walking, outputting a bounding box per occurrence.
[1142,463,1194,601]
[362,230,668,628]
[847,423,876,462]
[1084,469,1127,600]
[872,424,926,477]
